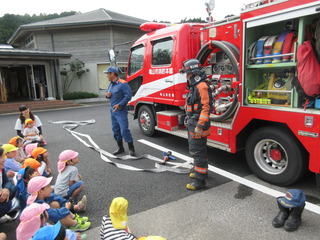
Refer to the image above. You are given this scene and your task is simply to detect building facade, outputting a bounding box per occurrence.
[1,9,147,102]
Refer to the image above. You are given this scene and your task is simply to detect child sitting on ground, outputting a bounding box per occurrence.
[100,197,137,240]
[2,144,21,173]
[27,176,90,232]
[8,136,26,163]
[16,167,40,211]
[33,221,87,240]
[25,143,38,158]
[22,158,43,175]
[16,203,86,240]
[31,147,52,176]
[0,147,20,223]
[55,150,85,205]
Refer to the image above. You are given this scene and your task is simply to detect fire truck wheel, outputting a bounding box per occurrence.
[245,126,308,186]
[138,105,156,136]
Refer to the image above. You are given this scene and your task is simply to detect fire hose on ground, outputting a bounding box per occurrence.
[49,119,192,174]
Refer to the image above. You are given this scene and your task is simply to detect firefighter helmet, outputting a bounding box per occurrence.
[179,59,203,74]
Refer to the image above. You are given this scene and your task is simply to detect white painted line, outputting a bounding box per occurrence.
[139,139,320,215]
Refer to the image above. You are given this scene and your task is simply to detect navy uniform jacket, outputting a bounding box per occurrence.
[107,78,132,108]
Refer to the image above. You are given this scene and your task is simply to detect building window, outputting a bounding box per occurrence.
[25,35,34,47]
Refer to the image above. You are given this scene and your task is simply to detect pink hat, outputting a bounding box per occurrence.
[27,176,53,205]
[58,150,78,172]
[16,203,50,240]
[25,143,38,157]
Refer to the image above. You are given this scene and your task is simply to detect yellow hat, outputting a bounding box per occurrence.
[109,197,128,229]
[2,144,19,155]
[25,118,34,125]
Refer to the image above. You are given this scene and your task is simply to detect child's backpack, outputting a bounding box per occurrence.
[294,40,320,98]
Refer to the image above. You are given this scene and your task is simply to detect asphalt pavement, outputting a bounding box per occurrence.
[1,102,320,240]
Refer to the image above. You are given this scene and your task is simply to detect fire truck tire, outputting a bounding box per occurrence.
[138,105,156,136]
[196,40,239,122]
[245,126,308,186]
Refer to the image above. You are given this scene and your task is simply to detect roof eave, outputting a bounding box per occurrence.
[0,51,72,59]
[8,20,144,45]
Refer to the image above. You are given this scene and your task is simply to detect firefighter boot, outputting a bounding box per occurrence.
[186,179,206,190]
[272,201,290,228]
[284,204,305,232]
[113,140,124,155]
[128,142,135,156]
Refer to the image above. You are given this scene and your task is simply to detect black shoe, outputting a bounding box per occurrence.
[284,204,305,231]
[272,201,290,228]
[113,140,124,155]
[128,142,135,156]
[186,179,206,190]
[113,147,124,155]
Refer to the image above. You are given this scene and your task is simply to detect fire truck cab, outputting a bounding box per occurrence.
[123,0,320,186]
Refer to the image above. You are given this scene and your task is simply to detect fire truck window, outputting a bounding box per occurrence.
[128,45,145,76]
[152,39,173,66]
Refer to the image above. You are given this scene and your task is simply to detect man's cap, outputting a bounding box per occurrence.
[25,118,34,125]
[31,147,47,159]
[32,221,62,240]
[109,197,128,229]
[2,143,19,155]
[27,176,53,204]
[16,203,50,240]
[104,66,118,74]
[58,150,79,172]
[277,189,306,208]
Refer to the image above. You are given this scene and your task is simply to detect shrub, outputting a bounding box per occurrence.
[63,91,99,100]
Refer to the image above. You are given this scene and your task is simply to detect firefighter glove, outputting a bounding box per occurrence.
[194,127,203,139]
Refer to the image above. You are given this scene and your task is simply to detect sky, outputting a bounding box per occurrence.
[0,0,254,23]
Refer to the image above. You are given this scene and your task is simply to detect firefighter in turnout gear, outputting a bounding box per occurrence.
[180,59,213,190]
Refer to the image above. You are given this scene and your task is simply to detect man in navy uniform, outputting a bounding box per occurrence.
[105,66,135,156]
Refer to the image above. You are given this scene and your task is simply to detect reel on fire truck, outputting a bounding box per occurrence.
[197,40,240,122]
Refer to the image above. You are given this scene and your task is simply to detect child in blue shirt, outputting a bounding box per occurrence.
[27,176,91,232]
[2,144,21,173]
[16,167,40,211]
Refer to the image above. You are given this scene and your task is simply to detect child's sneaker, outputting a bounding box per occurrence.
[77,195,87,212]
[75,213,89,222]
[69,221,91,232]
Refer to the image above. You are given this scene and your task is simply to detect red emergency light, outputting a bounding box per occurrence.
[140,22,167,32]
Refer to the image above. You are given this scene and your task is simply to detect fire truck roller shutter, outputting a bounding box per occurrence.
[196,40,240,122]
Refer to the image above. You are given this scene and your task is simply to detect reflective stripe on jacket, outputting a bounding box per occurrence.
[186,81,213,129]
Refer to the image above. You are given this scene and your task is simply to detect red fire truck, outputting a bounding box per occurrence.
[122,0,320,186]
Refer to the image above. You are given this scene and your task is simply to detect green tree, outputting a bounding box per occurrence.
[180,17,206,23]
[60,59,89,94]
[0,12,77,44]
[225,14,236,18]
